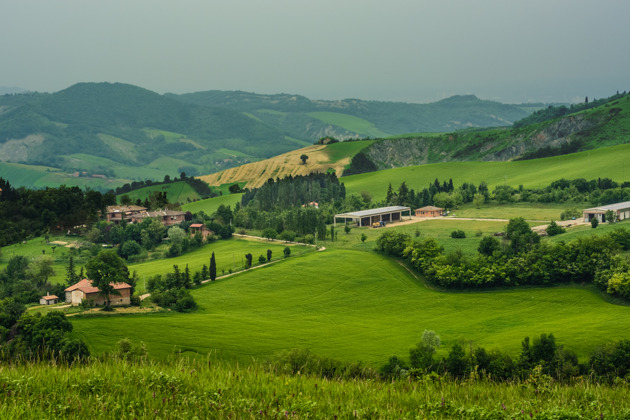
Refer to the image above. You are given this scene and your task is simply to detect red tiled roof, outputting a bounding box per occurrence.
[190,223,203,228]
[42,295,58,300]
[64,279,132,294]
[416,206,444,211]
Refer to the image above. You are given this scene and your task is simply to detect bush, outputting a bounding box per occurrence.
[283,247,291,258]
[591,218,599,228]
[258,254,266,264]
[450,230,466,239]
[546,220,565,236]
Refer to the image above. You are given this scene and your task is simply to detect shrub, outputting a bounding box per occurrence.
[283,247,291,258]
[546,220,565,236]
[591,218,599,228]
[450,230,466,239]
[258,254,266,264]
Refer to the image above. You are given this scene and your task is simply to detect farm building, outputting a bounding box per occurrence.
[415,206,445,217]
[64,279,132,307]
[583,201,630,223]
[39,295,59,305]
[105,206,187,226]
[334,206,412,227]
[190,223,213,239]
[105,205,147,224]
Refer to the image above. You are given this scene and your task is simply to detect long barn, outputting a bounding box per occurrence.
[334,206,412,227]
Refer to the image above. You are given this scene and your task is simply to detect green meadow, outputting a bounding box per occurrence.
[129,238,314,294]
[307,112,390,138]
[117,181,201,205]
[71,248,630,365]
[342,143,630,201]
[181,192,243,214]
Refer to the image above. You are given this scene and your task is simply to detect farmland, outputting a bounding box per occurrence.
[342,143,630,201]
[71,247,629,364]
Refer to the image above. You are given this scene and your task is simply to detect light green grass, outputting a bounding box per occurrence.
[181,192,243,215]
[2,359,629,419]
[129,238,314,294]
[97,134,138,160]
[323,140,375,163]
[342,143,630,201]
[452,202,575,221]
[71,249,630,365]
[308,112,391,138]
[117,181,200,205]
[0,234,78,285]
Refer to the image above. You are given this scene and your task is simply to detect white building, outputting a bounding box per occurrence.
[583,201,630,223]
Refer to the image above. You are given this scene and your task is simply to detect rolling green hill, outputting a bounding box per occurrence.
[168,91,536,140]
[71,247,630,364]
[342,143,630,201]
[0,83,293,187]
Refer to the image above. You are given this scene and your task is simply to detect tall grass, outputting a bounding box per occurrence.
[0,357,627,419]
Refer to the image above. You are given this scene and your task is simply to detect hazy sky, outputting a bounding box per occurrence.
[2,0,628,103]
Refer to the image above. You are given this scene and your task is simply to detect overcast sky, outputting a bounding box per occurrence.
[1,0,628,103]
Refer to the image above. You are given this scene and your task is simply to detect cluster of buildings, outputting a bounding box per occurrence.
[40,279,132,307]
[105,205,187,226]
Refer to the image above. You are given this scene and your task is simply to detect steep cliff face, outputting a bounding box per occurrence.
[359,112,603,170]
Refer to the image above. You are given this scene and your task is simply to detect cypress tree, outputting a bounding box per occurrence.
[210,252,217,281]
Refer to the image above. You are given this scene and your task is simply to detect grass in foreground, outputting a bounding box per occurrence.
[0,358,627,419]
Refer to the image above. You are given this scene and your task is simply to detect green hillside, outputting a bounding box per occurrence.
[0,83,292,184]
[71,248,629,364]
[168,91,536,141]
[343,143,630,201]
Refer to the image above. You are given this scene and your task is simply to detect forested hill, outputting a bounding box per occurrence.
[166,90,539,139]
[0,82,292,177]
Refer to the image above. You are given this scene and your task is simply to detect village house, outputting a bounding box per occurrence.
[64,279,132,307]
[39,294,59,305]
[136,209,187,226]
[415,206,446,217]
[189,223,213,239]
[105,205,148,224]
[105,206,187,226]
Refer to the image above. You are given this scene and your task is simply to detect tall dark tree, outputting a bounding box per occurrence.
[210,252,217,281]
[266,249,272,262]
[65,256,80,286]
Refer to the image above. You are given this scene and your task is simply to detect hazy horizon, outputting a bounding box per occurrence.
[2,0,628,104]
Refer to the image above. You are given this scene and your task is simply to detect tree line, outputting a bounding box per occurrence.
[0,178,115,247]
[377,219,630,301]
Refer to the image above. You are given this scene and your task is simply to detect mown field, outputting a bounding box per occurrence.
[71,248,630,366]
[342,143,630,201]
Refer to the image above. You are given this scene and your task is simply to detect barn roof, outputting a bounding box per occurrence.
[335,206,411,218]
[65,279,131,294]
[584,201,630,213]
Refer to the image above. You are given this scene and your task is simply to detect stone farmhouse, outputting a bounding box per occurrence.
[39,294,59,305]
[64,279,132,307]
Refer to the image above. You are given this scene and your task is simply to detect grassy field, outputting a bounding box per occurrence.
[323,140,374,163]
[181,193,243,215]
[71,248,630,365]
[2,359,629,419]
[342,143,630,201]
[129,238,315,294]
[451,202,575,221]
[117,181,201,205]
[307,112,391,138]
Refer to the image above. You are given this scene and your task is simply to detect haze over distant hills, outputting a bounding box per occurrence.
[0,82,540,187]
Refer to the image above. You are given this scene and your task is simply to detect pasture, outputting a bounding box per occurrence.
[307,112,390,138]
[342,143,630,201]
[71,249,630,365]
[181,192,243,215]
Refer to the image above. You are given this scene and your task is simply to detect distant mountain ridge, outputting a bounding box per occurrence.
[167,90,538,139]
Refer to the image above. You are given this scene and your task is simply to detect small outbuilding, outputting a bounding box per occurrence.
[39,295,59,305]
[415,206,446,217]
[334,206,412,227]
[189,223,213,239]
[583,201,630,223]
